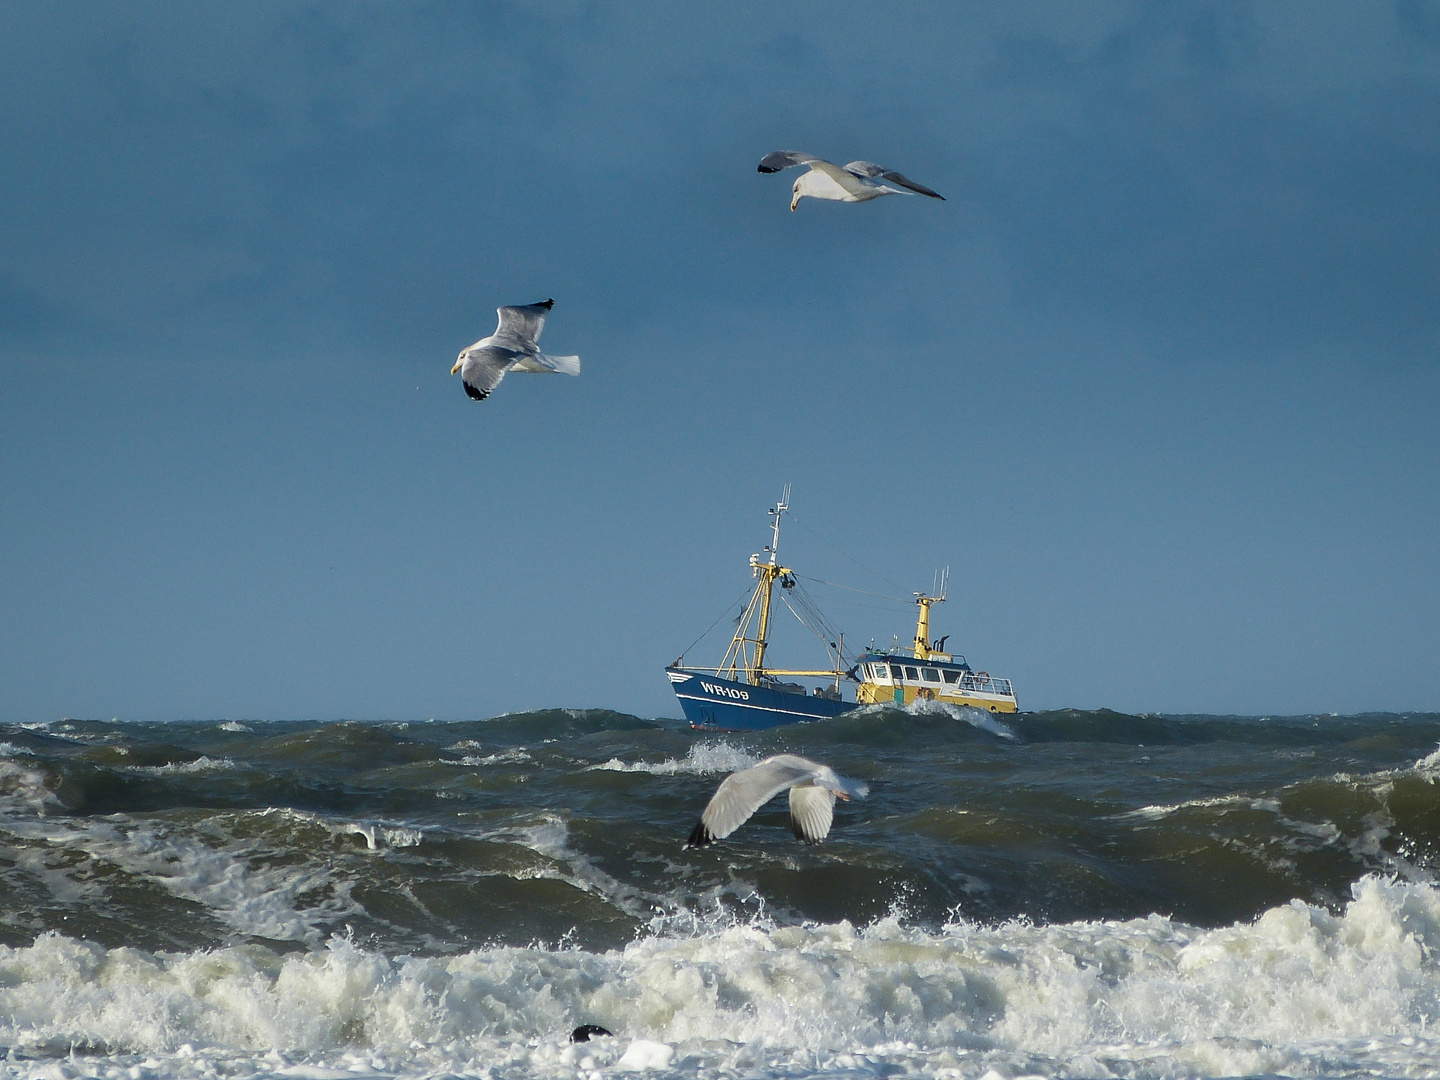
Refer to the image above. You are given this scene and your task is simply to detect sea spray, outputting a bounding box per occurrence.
[1,878,1439,1078]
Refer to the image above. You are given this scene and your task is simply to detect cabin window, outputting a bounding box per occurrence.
[904,666,920,681]
[890,665,905,679]
[923,668,941,682]
[942,670,961,684]
[871,664,888,680]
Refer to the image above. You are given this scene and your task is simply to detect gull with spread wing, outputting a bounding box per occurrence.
[451,298,580,402]
[685,754,869,847]
[758,151,945,211]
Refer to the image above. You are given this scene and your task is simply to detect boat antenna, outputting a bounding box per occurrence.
[767,483,790,567]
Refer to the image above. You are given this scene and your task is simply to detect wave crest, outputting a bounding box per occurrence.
[587,741,758,776]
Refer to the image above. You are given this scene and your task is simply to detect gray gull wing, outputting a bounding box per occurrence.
[757,151,826,173]
[458,345,521,401]
[842,160,945,199]
[493,299,554,350]
[788,784,836,844]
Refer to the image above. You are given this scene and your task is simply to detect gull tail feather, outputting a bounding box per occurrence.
[538,353,581,376]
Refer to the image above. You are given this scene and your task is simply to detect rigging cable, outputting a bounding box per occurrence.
[781,582,861,667]
[795,575,911,605]
[783,510,910,595]
[674,584,756,660]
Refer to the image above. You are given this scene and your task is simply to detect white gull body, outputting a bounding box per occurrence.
[685,754,869,847]
[450,298,580,401]
[757,151,945,211]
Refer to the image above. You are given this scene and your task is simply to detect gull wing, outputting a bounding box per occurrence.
[686,754,823,846]
[459,345,520,401]
[843,160,944,200]
[788,784,836,844]
[493,299,554,349]
[757,151,827,174]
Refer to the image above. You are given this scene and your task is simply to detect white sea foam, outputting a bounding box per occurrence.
[339,821,424,851]
[912,699,1018,740]
[448,747,533,766]
[218,720,250,732]
[1413,745,1440,778]
[848,699,1018,740]
[75,816,359,942]
[614,1039,675,1071]
[587,741,758,776]
[1116,794,1277,821]
[0,759,61,815]
[128,755,238,775]
[1,876,1439,1080]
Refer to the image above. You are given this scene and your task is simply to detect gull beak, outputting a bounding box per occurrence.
[790,197,799,212]
[451,360,462,375]
[836,792,850,801]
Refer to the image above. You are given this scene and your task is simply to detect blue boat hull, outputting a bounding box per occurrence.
[665,668,858,730]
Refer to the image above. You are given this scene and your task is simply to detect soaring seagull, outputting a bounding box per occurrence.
[758,152,945,211]
[685,754,869,847]
[451,299,580,401]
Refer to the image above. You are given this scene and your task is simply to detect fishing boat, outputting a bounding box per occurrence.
[665,491,1018,730]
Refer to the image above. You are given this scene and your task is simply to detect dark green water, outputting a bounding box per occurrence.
[1,707,1439,1079]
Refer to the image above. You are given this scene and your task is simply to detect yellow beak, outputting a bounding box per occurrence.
[451,360,462,374]
[790,198,798,212]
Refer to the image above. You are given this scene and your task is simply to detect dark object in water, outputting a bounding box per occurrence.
[570,1025,613,1043]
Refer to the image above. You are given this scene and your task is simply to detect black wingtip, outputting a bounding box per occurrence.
[685,821,714,848]
[757,164,779,173]
[463,382,488,401]
[535,298,555,309]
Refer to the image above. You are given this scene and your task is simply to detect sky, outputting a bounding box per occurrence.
[1,0,1438,721]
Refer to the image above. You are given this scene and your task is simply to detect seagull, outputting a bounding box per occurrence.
[758,152,945,211]
[451,299,580,401]
[685,754,869,847]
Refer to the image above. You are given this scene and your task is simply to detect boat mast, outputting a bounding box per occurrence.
[717,486,790,684]
[751,487,789,677]
[912,567,948,660]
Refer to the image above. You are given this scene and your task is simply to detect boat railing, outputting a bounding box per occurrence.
[962,675,1013,696]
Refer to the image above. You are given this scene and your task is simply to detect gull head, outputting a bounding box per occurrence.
[814,765,868,801]
[451,353,465,375]
[790,179,803,211]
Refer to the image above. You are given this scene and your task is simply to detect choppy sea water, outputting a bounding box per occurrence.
[2,707,1440,1080]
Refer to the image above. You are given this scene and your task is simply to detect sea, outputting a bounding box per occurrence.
[2,706,1440,1080]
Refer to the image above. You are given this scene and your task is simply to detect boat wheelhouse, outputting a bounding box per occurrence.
[852,576,1017,712]
[665,490,1017,730]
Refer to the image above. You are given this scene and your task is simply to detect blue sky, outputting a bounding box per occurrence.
[2,1,1437,720]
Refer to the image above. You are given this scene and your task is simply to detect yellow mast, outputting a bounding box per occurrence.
[707,488,846,683]
[718,487,790,683]
[752,561,781,675]
[911,568,950,661]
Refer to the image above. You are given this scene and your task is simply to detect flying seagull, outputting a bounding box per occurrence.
[757,152,945,211]
[685,754,869,847]
[451,299,580,401]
